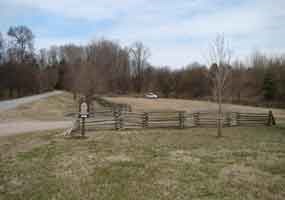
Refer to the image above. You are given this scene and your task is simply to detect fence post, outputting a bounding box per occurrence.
[81,117,85,136]
[179,111,185,129]
[271,111,276,125]
[114,110,120,130]
[267,110,276,126]
[119,111,124,129]
[143,112,149,128]
[236,112,240,126]
[226,112,231,127]
[194,112,200,127]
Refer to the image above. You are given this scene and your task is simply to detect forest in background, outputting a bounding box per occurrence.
[0,25,285,108]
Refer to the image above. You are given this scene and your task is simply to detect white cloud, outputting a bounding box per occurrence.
[10,0,147,21]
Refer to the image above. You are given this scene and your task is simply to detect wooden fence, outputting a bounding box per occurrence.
[73,110,275,133]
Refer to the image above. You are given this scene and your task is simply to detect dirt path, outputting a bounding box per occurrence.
[0,120,72,137]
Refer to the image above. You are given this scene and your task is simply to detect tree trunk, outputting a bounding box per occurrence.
[238,92,241,104]
[217,82,222,137]
[9,88,13,98]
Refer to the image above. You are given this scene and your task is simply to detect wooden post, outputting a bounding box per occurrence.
[81,117,85,136]
[236,112,240,126]
[143,112,149,128]
[119,111,123,129]
[114,110,120,130]
[114,110,117,130]
[179,111,185,129]
[272,111,276,125]
[194,112,200,127]
[146,112,149,128]
[142,113,145,128]
[193,112,199,127]
[226,112,231,127]
[267,110,271,126]
[267,110,275,126]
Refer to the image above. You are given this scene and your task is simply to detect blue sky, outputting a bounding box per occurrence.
[1,0,285,67]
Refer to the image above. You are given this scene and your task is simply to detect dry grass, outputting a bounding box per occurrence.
[0,92,76,121]
[0,127,285,200]
[105,97,285,122]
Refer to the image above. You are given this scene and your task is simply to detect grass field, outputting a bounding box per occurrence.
[1,127,285,200]
[0,92,76,121]
[105,97,285,122]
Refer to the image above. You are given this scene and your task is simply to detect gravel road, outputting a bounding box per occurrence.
[0,91,63,112]
[0,121,72,136]
[0,91,72,137]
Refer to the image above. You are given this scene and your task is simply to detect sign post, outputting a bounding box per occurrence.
[80,102,88,136]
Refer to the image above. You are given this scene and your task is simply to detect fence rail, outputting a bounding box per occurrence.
[73,110,276,133]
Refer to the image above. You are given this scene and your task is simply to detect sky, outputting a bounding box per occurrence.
[0,0,285,67]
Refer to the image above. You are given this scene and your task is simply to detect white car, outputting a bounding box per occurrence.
[144,92,158,99]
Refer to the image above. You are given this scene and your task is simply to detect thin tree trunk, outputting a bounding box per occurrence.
[9,88,13,98]
[73,92,77,100]
[217,82,222,137]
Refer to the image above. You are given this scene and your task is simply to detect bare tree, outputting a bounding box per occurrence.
[129,41,151,93]
[39,48,48,67]
[48,45,60,65]
[208,34,232,137]
[7,26,34,63]
[0,32,4,64]
[155,67,174,97]
[230,60,246,103]
[61,44,85,64]
[113,47,131,93]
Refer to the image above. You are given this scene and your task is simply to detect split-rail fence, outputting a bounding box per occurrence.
[70,97,276,134]
[73,110,275,133]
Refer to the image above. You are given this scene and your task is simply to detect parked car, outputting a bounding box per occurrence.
[144,92,158,99]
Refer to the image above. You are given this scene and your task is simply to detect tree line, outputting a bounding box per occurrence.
[0,25,285,107]
[0,26,58,98]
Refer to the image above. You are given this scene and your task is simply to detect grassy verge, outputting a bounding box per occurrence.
[0,127,285,199]
[0,92,76,121]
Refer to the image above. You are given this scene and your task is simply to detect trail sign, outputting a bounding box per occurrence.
[80,102,88,118]
[80,101,88,137]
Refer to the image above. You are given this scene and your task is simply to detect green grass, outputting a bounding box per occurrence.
[0,127,285,200]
